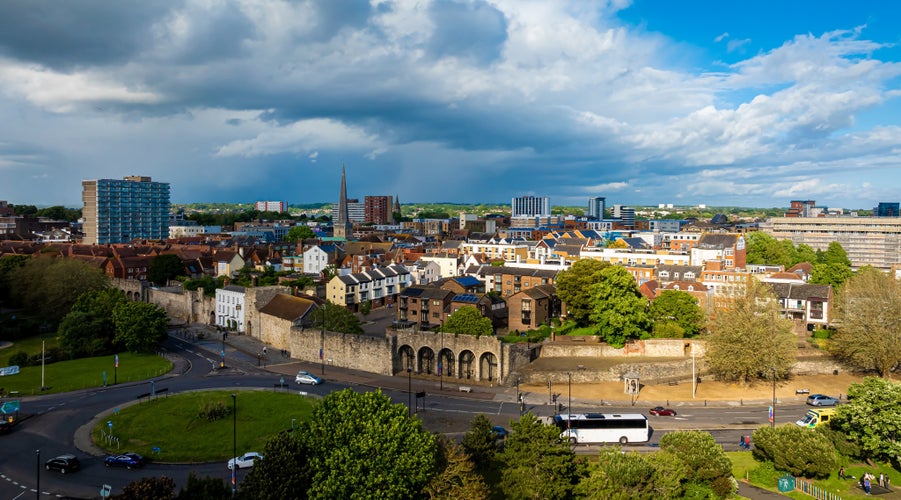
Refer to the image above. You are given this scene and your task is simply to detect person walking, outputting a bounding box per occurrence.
[864,475,871,495]
[839,466,846,479]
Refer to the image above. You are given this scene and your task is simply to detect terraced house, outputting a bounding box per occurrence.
[326,264,410,311]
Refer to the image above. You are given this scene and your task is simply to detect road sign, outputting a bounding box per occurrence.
[0,400,19,414]
[0,365,19,376]
[100,484,112,498]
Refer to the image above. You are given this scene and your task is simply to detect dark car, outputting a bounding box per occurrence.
[649,406,677,416]
[45,454,80,474]
[806,394,840,407]
[104,452,144,469]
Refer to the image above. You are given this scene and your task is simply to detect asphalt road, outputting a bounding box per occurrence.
[0,333,811,499]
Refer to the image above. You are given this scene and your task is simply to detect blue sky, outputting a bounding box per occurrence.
[1,0,900,210]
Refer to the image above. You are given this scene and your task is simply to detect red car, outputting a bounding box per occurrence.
[649,406,677,416]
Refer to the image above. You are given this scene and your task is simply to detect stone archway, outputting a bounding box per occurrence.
[459,350,475,380]
[437,348,455,377]
[397,345,415,373]
[418,346,435,375]
[479,352,498,382]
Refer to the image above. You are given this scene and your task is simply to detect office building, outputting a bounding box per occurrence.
[785,200,817,218]
[613,205,635,227]
[512,196,550,217]
[255,201,288,212]
[588,197,606,219]
[81,176,170,245]
[364,196,393,225]
[874,202,900,217]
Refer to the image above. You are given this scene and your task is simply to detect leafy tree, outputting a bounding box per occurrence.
[745,232,791,267]
[147,254,186,286]
[830,269,901,377]
[644,449,690,499]
[177,472,230,500]
[500,413,582,500]
[183,275,222,296]
[461,414,498,472]
[115,476,176,500]
[705,279,796,383]
[302,389,438,500]
[820,241,852,266]
[576,447,662,499]
[423,435,490,500]
[360,299,372,317]
[659,430,733,497]
[239,431,311,500]
[113,301,169,353]
[0,254,30,304]
[555,259,610,326]
[809,262,853,288]
[443,306,493,337]
[751,425,836,478]
[649,290,705,338]
[58,311,112,358]
[284,225,316,242]
[794,244,818,266]
[588,266,651,347]
[309,301,363,334]
[833,377,901,463]
[11,256,109,324]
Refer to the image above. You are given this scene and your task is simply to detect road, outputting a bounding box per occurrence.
[0,333,811,499]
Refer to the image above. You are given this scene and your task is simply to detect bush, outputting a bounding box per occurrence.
[198,401,231,422]
[752,425,837,478]
[8,351,30,367]
[748,460,779,488]
[812,329,832,339]
[816,426,861,459]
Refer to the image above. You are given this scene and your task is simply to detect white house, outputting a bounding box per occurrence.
[404,259,442,285]
[215,285,246,332]
[303,244,339,275]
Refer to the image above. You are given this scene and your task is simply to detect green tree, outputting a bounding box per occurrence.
[113,301,169,353]
[794,244,818,266]
[576,447,662,499]
[11,256,109,324]
[833,377,901,463]
[649,290,705,338]
[820,241,852,266]
[830,269,901,377]
[555,259,610,326]
[588,266,651,347]
[0,254,30,304]
[239,431,311,500]
[500,413,582,500]
[659,430,733,497]
[461,414,498,472]
[745,232,791,267]
[302,389,438,500]
[751,425,836,478]
[423,435,490,500]
[57,311,112,358]
[809,262,853,288]
[360,299,372,317]
[116,476,176,500]
[309,301,363,334]
[443,305,493,337]
[284,225,316,242]
[177,472,230,500]
[147,254,186,286]
[705,279,796,383]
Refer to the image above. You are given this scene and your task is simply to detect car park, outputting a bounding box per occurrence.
[104,452,144,469]
[295,370,323,385]
[228,452,263,470]
[45,454,80,474]
[649,406,677,416]
[806,394,840,406]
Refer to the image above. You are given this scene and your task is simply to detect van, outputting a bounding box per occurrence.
[796,408,837,428]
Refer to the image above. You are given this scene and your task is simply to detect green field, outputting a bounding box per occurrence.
[0,352,171,396]
[91,390,316,462]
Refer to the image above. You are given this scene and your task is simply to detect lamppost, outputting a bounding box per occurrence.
[231,393,237,498]
[438,319,444,391]
[547,378,552,406]
[35,449,40,500]
[770,367,776,428]
[567,372,572,424]
[221,329,226,369]
[407,367,412,417]
[515,377,521,415]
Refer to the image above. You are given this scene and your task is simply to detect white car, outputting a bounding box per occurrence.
[227,452,263,470]
[295,370,323,385]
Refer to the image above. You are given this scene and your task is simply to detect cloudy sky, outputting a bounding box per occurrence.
[1,1,900,210]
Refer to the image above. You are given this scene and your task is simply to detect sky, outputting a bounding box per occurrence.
[1,1,900,210]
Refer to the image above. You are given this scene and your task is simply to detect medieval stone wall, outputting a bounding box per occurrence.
[539,338,706,358]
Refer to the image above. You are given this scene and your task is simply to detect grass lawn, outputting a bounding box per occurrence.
[4,332,60,356]
[91,390,316,462]
[0,352,171,396]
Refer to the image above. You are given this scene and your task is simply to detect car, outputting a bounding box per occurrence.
[104,452,144,469]
[649,406,677,416]
[45,454,80,474]
[227,452,263,470]
[295,370,323,385]
[806,394,840,406]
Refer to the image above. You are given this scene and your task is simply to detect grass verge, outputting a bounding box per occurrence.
[91,390,316,462]
[0,352,171,396]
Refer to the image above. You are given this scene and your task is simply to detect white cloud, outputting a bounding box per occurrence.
[214,118,384,158]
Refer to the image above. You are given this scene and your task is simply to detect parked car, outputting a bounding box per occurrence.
[649,406,677,416]
[104,452,144,469]
[228,452,263,470]
[45,454,80,474]
[295,370,323,385]
[806,394,840,406]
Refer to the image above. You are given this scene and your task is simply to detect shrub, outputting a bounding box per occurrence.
[752,425,836,478]
[812,328,832,339]
[748,461,779,488]
[198,401,231,422]
[8,351,30,367]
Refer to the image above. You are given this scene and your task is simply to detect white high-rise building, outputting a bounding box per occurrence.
[512,196,550,217]
[588,197,606,219]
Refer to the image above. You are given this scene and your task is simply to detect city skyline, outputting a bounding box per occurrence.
[2,1,900,209]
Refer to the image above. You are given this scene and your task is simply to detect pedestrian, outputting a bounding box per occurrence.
[879,473,885,488]
[839,466,846,479]
[744,435,751,450]
[864,475,871,495]
[738,436,746,450]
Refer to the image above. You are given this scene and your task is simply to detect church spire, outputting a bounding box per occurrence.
[334,164,353,239]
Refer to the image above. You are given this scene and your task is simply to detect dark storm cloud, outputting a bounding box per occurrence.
[161,2,259,64]
[427,1,507,65]
[0,0,176,68]
[299,0,374,42]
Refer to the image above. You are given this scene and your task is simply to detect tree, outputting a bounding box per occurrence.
[659,430,733,497]
[11,256,109,324]
[0,254,29,304]
[309,301,363,334]
[555,259,610,326]
[794,244,818,266]
[461,414,498,472]
[442,306,493,337]
[423,435,490,500]
[301,389,438,499]
[239,431,311,500]
[147,254,185,286]
[588,266,651,347]
[177,472,230,500]
[649,290,705,338]
[751,425,836,478]
[820,241,852,266]
[576,447,663,499]
[833,377,901,463]
[500,413,582,500]
[809,262,853,288]
[705,279,797,383]
[115,476,176,500]
[360,299,372,317]
[745,232,791,267]
[284,225,316,242]
[58,311,112,358]
[830,270,901,377]
[113,301,169,353]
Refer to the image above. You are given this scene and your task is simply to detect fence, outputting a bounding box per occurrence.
[795,477,843,500]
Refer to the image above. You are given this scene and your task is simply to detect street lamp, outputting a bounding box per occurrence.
[567,372,572,425]
[231,393,237,498]
[770,367,776,428]
[407,367,412,417]
[438,320,444,391]
[515,377,521,415]
[35,449,40,500]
